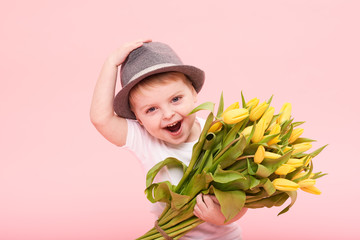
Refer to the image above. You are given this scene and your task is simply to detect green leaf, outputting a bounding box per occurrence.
[146,157,187,188]
[268,114,280,129]
[223,119,247,147]
[216,135,247,170]
[258,133,280,144]
[225,159,247,172]
[176,113,214,192]
[246,121,256,145]
[245,192,288,209]
[169,191,191,210]
[277,190,297,216]
[262,150,293,174]
[280,123,293,145]
[189,102,215,115]
[212,178,250,191]
[154,181,173,204]
[280,119,293,135]
[213,165,246,183]
[292,161,314,182]
[249,175,261,189]
[261,178,276,196]
[241,91,246,108]
[245,189,269,202]
[243,143,261,155]
[292,137,316,144]
[312,171,328,179]
[255,164,273,178]
[213,188,246,223]
[182,171,213,198]
[292,121,305,128]
[247,158,257,175]
[145,181,174,204]
[203,133,217,150]
[309,144,328,158]
[216,92,224,118]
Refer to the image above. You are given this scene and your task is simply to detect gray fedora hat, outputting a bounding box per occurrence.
[113,42,205,119]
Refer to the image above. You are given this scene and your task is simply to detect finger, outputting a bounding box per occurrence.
[195,194,207,210]
[193,204,203,219]
[209,195,220,205]
[134,38,152,44]
[202,195,215,209]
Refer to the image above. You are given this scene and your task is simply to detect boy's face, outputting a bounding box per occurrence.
[130,77,199,145]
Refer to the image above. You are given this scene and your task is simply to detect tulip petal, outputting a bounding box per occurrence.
[300,185,321,195]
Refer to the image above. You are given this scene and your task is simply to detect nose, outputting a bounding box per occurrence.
[162,106,175,120]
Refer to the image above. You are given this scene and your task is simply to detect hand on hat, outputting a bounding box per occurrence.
[107,38,152,67]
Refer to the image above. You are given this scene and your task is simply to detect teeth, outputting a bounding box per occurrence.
[167,121,179,127]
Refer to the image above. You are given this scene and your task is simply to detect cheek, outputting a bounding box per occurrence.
[140,115,160,130]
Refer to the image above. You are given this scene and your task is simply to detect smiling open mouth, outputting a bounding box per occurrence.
[166,121,182,133]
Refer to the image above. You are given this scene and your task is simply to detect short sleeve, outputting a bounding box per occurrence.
[123,119,146,152]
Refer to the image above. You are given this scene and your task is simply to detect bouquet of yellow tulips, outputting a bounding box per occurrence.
[137,93,327,240]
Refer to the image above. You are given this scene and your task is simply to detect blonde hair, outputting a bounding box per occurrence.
[129,72,195,109]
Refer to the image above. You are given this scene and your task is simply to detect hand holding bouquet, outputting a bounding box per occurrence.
[137,93,327,240]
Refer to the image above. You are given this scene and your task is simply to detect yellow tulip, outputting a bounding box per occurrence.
[292,171,315,180]
[254,145,265,164]
[241,126,253,137]
[275,164,296,175]
[264,151,282,159]
[221,102,239,118]
[286,158,304,168]
[246,98,259,110]
[208,121,223,133]
[300,185,321,195]
[222,108,249,124]
[283,146,293,153]
[249,101,269,121]
[272,178,299,191]
[292,142,312,155]
[252,118,267,143]
[298,179,316,188]
[262,107,275,129]
[267,123,281,146]
[277,103,292,124]
[289,128,304,144]
[267,122,275,132]
[301,156,312,166]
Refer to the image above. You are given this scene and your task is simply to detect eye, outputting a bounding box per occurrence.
[146,107,156,114]
[172,96,182,103]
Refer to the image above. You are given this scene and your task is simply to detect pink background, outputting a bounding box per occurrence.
[1,0,359,239]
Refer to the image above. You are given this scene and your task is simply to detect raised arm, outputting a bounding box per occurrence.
[90,39,151,146]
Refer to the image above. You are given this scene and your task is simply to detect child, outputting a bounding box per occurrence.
[90,40,247,239]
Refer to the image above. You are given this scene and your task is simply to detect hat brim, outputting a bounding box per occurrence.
[113,64,205,119]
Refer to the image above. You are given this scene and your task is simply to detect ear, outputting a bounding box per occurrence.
[192,89,198,103]
[136,117,143,125]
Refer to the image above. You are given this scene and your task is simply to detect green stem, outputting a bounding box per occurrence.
[195,150,211,174]
[209,136,241,172]
[138,217,203,240]
[175,113,214,192]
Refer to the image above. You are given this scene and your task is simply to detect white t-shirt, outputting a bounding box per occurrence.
[122,118,242,240]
